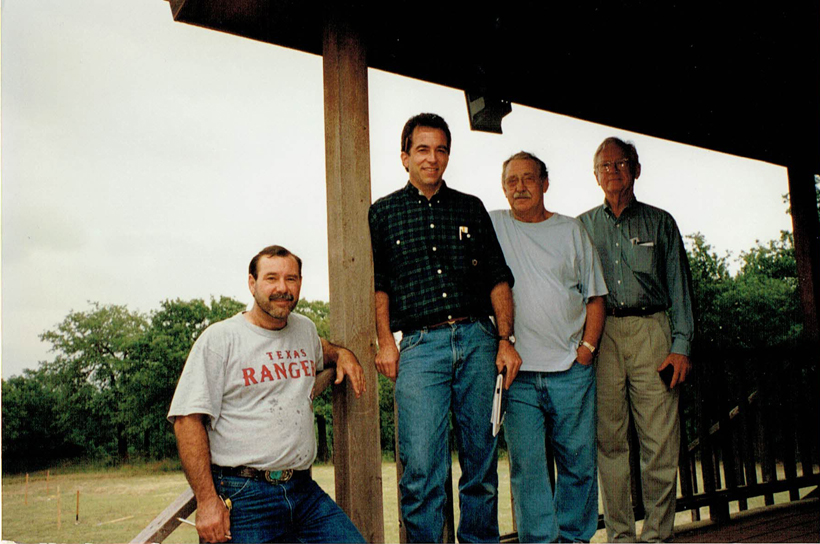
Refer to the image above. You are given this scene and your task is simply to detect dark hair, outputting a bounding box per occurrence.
[249,245,303,279]
[400,113,452,154]
[501,151,549,183]
[594,137,640,178]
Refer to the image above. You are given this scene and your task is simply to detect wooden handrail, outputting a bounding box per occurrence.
[129,487,195,544]
[687,390,758,452]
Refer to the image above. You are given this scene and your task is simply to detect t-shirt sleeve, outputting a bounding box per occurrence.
[577,220,609,301]
[167,328,227,428]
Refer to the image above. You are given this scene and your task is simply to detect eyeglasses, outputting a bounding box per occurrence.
[596,159,630,173]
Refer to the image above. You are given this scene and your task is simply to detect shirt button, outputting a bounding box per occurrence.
[437,269,442,274]
[615,260,619,264]
[617,280,622,284]
[430,224,435,229]
[447,315,453,320]
[442,293,448,298]
[432,247,437,251]
[396,240,401,245]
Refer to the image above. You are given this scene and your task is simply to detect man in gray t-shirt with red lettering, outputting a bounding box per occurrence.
[168,245,366,544]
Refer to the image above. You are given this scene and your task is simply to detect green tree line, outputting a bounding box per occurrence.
[3,184,817,473]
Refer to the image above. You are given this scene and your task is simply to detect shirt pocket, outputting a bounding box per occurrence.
[631,243,655,274]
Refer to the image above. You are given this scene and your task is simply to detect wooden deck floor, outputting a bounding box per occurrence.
[675,498,819,543]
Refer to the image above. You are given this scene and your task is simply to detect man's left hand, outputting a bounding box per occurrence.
[658,353,691,389]
[496,341,522,390]
[335,348,367,398]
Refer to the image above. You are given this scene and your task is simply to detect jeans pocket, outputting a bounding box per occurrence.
[399,330,425,353]
[474,317,498,339]
[214,475,252,502]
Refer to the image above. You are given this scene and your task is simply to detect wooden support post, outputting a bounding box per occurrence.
[322,4,385,542]
[787,165,820,349]
[25,474,29,506]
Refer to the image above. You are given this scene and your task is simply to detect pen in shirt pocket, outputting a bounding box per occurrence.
[459,226,470,240]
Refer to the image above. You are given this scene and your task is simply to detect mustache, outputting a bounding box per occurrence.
[513,191,532,199]
[269,293,295,302]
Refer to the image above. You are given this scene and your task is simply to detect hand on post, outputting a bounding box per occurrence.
[335,348,366,398]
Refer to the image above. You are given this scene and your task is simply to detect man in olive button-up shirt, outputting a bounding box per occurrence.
[579,137,694,543]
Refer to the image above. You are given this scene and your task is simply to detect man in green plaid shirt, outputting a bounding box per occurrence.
[369,113,521,543]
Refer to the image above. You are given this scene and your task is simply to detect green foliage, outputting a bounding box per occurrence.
[121,296,246,460]
[378,374,396,459]
[2,297,246,472]
[295,299,330,338]
[1,368,78,472]
[686,233,733,350]
[686,229,802,352]
[738,231,797,282]
[38,302,149,461]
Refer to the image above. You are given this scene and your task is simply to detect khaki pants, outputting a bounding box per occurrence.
[596,312,680,543]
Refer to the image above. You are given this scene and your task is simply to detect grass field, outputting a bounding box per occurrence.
[1,460,513,544]
[3,460,813,543]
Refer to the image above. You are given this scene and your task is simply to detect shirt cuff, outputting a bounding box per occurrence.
[670,337,691,357]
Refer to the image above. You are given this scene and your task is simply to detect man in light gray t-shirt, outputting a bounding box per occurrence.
[490,152,607,543]
[168,245,366,544]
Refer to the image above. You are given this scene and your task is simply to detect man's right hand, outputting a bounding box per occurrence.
[195,494,231,543]
[375,341,400,381]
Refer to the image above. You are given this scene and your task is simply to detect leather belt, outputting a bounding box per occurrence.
[212,465,305,484]
[606,306,666,317]
[425,316,472,329]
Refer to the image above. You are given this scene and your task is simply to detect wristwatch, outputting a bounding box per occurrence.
[580,340,596,354]
[499,335,516,345]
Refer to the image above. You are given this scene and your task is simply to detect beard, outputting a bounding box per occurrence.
[255,291,299,321]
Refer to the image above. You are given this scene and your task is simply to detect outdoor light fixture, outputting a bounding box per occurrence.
[465,90,512,134]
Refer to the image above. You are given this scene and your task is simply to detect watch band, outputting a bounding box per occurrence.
[580,340,596,354]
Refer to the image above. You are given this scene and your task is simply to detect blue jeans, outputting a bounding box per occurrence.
[395,317,500,543]
[505,365,598,543]
[212,470,365,543]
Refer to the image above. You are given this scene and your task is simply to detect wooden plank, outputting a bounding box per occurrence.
[322,4,385,542]
[777,361,800,501]
[675,498,820,543]
[128,487,195,544]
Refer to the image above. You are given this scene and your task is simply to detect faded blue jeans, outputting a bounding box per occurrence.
[505,365,598,543]
[395,317,500,543]
[212,470,365,543]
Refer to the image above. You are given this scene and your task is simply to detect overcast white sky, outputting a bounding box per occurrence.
[1,0,793,379]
